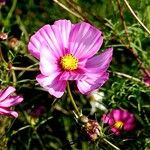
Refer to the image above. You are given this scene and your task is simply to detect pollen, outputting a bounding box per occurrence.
[60,54,78,71]
[114,121,124,129]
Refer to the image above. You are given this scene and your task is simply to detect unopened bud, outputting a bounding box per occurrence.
[8,38,19,48]
[81,119,101,142]
[79,115,89,124]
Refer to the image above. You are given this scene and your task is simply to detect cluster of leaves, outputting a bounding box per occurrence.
[0,0,150,149]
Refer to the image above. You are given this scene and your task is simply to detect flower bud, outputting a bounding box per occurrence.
[81,118,101,142]
[8,38,19,49]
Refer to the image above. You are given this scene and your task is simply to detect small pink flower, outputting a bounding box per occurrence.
[28,19,113,98]
[102,109,135,135]
[143,70,150,86]
[144,77,150,86]
[0,86,23,118]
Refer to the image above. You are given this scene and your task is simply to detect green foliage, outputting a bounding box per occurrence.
[0,0,150,149]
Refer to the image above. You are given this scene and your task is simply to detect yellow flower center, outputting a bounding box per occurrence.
[114,121,124,129]
[60,54,78,71]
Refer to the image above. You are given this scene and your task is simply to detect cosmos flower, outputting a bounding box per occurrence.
[102,109,135,135]
[28,19,113,98]
[143,70,150,86]
[144,77,150,86]
[0,86,23,118]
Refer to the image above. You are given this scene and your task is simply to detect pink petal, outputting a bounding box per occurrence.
[39,42,61,76]
[125,114,135,124]
[36,74,67,98]
[112,109,123,121]
[59,68,86,81]
[85,48,113,73]
[121,111,131,121]
[58,57,88,81]
[0,96,23,107]
[0,86,16,101]
[28,36,41,59]
[77,72,109,94]
[0,107,18,118]
[68,22,103,59]
[112,109,135,123]
[28,24,65,59]
[144,77,150,86]
[47,78,67,98]
[102,113,114,125]
[54,19,73,48]
[111,127,121,135]
[36,72,60,87]
[124,124,135,131]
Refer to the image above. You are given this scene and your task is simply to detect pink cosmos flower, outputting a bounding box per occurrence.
[28,19,113,98]
[144,77,150,86]
[0,86,23,118]
[102,109,135,135]
[143,70,150,86]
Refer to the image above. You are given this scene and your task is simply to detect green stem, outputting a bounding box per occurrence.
[5,0,17,26]
[11,66,39,71]
[123,0,150,35]
[0,47,7,64]
[0,118,16,140]
[34,129,46,150]
[11,125,31,136]
[16,16,29,42]
[11,69,17,86]
[53,0,84,20]
[67,82,81,117]
[113,71,142,83]
[103,138,120,150]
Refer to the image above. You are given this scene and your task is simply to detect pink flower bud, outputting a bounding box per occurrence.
[79,116,101,141]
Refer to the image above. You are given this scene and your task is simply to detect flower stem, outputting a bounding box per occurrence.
[11,125,31,136]
[53,0,84,20]
[123,0,150,35]
[33,129,46,150]
[5,0,17,26]
[103,138,120,150]
[67,82,81,117]
[112,71,143,83]
[11,66,39,71]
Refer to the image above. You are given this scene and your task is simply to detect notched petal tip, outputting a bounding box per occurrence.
[28,24,51,59]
